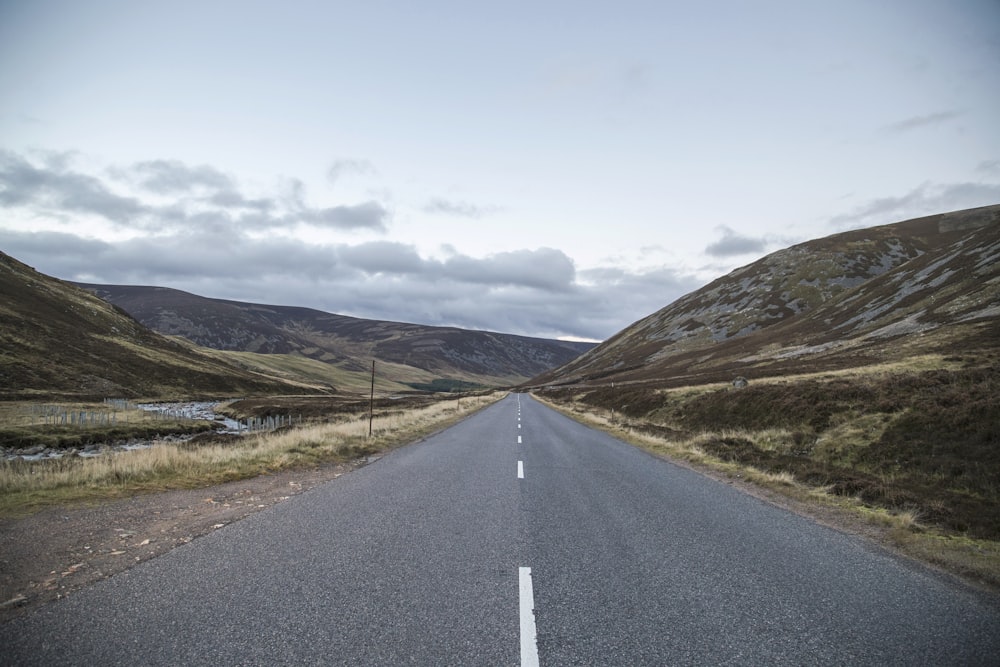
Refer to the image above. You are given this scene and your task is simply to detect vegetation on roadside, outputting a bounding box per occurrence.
[0,392,504,517]
[0,402,214,450]
[534,361,1000,589]
[404,379,489,392]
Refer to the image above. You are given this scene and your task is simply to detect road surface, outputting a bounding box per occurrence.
[2,393,999,665]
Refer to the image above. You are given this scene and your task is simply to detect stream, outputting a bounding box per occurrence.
[4,401,241,461]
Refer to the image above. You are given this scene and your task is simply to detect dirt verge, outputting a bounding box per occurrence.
[0,459,369,624]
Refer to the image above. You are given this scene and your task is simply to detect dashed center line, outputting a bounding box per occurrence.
[516,397,539,666]
[519,567,540,667]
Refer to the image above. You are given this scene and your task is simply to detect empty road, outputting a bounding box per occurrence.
[3,393,999,665]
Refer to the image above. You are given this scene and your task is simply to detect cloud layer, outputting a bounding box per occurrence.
[0,150,390,234]
[8,149,992,341]
[0,150,701,341]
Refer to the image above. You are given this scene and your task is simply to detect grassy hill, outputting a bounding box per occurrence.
[0,252,310,400]
[76,284,595,388]
[528,204,1000,388]
[526,205,1000,581]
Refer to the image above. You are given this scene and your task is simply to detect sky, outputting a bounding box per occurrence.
[1,0,998,342]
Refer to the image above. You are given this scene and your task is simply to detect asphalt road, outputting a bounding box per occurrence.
[2,393,999,665]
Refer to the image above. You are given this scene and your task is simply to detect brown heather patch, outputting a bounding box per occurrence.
[565,365,1000,540]
[534,365,1000,589]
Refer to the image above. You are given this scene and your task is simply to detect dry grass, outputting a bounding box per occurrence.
[0,392,504,517]
[533,384,1000,593]
[0,401,213,450]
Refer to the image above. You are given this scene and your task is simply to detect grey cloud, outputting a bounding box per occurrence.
[882,110,963,133]
[208,189,275,212]
[704,226,767,257]
[443,248,576,291]
[128,159,235,194]
[0,150,390,234]
[829,181,1000,230]
[0,224,694,341]
[0,149,703,340]
[0,149,147,223]
[0,229,112,264]
[423,198,497,218]
[0,227,344,285]
[337,241,425,274]
[306,201,390,231]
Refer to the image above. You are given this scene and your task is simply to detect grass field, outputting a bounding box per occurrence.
[0,392,504,517]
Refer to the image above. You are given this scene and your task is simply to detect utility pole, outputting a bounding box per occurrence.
[369,359,375,437]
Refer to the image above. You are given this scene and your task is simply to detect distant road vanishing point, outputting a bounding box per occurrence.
[3,394,999,665]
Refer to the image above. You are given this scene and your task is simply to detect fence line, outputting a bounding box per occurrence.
[236,414,301,433]
[16,399,302,434]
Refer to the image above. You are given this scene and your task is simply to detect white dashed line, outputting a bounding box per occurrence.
[518,435,522,444]
[517,460,524,478]
[519,567,540,667]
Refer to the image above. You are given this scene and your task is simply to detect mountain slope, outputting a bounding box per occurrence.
[0,252,310,399]
[76,285,596,387]
[529,205,1000,387]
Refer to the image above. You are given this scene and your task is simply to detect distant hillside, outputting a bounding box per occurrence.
[528,205,1000,388]
[0,252,308,400]
[76,285,595,388]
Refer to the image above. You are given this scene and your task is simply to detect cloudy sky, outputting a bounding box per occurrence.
[2,1,998,341]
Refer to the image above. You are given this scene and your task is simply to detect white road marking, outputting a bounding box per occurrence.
[518,435,522,443]
[518,423,521,428]
[519,567,540,667]
[517,460,524,478]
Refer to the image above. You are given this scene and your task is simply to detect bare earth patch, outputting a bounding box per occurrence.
[0,459,368,624]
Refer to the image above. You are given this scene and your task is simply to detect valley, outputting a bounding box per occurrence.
[1,204,998,613]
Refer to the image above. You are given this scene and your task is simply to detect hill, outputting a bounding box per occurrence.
[524,206,1000,568]
[528,205,1000,388]
[75,284,596,389]
[0,252,308,400]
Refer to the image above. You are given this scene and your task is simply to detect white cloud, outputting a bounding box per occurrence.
[423,197,498,218]
[327,159,377,186]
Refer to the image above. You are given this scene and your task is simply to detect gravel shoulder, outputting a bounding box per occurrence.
[0,459,367,624]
